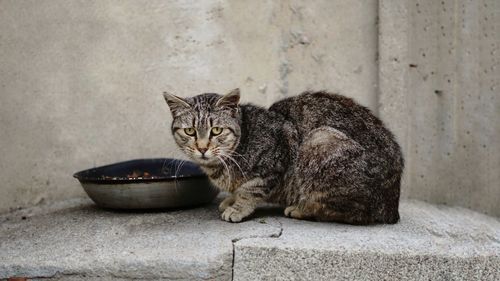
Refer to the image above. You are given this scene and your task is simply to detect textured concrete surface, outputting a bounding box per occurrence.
[379,0,500,216]
[0,197,282,280]
[234,200,500,281]
[1,198,499,280]
[0,0,378,214]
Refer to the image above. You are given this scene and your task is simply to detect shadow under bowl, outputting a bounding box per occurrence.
[73,158,219,210]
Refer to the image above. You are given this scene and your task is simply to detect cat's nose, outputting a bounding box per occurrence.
[198,148,208,155]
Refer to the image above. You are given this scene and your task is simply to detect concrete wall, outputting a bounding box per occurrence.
[1,0,499,217]
[0,1,378,213]
[380,0,500,216]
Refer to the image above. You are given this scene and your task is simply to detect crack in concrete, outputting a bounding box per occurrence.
[231,240,236,281]
[270,219,284,238]
[230,218,284,281]
[25,270,227,281]
[11,273,153,281]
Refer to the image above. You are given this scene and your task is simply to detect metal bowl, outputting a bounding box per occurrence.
[73,158,219,210]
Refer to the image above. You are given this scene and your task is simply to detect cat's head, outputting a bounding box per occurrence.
[163,89,241,166]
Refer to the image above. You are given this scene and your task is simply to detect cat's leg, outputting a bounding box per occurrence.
[287,200,374,225]
[284,205,300,217]
[284,205,309,219]
[221,177,271,222]
[284,199,313,219]
[289,126,375,225]
[316,201,373,224]
[218,194,236,212]
[220,192,257,223]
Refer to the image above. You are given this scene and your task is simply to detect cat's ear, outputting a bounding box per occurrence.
[163,92,191,116]
[216,88,240,109]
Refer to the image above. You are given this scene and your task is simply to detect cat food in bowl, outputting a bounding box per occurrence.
[73,158,218,209]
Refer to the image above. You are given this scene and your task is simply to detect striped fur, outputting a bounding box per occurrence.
[164,89,403,224]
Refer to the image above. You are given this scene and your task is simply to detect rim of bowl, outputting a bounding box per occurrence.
[73,158,207,184]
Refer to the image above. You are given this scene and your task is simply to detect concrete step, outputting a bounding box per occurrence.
[0,197,499,281]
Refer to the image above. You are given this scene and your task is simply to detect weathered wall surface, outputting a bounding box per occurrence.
[2,0,499,217]
[380,0,500,216]
[0,1,378,213]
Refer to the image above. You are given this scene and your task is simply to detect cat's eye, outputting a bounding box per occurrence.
[184,127,196,136]
[211,127,223,136]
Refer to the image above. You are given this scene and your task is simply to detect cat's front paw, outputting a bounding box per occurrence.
[218,195,236,213]
[221,206,248,223]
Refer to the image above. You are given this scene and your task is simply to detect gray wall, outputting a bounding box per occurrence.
[380,0,500,216]
[1,1,498,217]
[0,1,377,213]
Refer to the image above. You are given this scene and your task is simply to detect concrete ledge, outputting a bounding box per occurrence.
[0,198,281,280]
[235,201,500,281]
[1,198,499,280]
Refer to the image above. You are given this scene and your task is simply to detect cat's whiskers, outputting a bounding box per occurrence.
[172,148,193,193]
[174,159,187,193]
[228,151,249,165]
[218,151,246,180]
[174,159,186,178]
[214,154,232,188]
[161,158,169,175]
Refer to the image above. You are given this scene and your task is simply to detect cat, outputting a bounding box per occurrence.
[163,88,403,224]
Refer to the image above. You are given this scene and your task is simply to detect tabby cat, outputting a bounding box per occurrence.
[163,89,403,224]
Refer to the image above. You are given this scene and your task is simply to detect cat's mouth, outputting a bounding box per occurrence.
[193,155,216,165]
